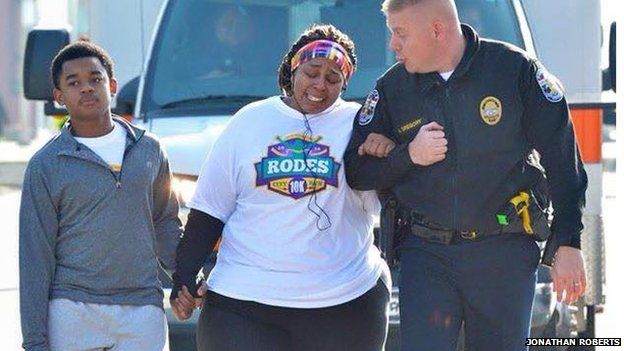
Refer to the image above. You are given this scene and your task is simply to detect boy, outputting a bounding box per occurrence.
[19,41,181,351]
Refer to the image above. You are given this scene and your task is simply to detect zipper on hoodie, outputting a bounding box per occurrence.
[110,169,121,188]
[114,138,139,189]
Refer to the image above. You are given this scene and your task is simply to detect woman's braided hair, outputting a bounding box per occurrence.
[277,24,357,96]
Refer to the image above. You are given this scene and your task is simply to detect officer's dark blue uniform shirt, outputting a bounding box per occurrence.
[344,25,587,255]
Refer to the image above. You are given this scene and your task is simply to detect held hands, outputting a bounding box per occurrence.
[551,246,586,305]
[408,122,448,166]
[358,133,397,158]
[170,284,208,321]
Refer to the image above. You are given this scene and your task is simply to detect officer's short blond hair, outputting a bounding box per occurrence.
[381,0,426,14]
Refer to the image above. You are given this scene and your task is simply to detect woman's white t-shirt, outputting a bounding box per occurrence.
[189,96,388,308]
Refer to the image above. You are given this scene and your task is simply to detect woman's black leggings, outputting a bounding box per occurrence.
[196,278,389,351]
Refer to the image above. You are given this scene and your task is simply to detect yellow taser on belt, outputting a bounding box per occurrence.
[509,191,533,234]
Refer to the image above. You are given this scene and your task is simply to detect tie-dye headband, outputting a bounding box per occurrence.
[290,39,355,82]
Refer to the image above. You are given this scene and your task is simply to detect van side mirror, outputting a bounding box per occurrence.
[602,22,616,92]
[23,29,70,100]
[113,76,140,119]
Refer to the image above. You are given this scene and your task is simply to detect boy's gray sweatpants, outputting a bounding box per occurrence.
[48,298,169,351]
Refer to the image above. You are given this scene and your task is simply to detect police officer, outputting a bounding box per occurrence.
[344,0,588,350]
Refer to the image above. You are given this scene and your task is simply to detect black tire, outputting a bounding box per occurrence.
[569,305,596,351]
[529,310,560,351]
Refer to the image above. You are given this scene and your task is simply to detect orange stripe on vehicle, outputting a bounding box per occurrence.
[570,108,602,163]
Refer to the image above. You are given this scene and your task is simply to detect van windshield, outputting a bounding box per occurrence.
[145,0,524,113]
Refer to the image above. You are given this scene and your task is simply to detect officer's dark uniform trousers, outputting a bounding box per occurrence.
[399,233,540,351]
[344,24,587,351]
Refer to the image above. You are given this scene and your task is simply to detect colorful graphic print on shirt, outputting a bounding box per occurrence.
[254,133,340,199]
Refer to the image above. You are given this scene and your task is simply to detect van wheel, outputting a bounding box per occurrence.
[569,305,596,351]
[529,310,560,351]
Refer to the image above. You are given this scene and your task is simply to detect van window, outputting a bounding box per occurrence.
[457,0,524,48]
[145,0,524,114]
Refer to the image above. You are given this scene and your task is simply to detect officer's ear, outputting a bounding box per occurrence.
[433,20,444,40]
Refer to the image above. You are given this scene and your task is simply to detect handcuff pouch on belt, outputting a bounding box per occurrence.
[409,213,488,244]
[409,213,458,245]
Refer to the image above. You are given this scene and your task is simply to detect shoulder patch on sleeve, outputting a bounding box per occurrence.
[358,89,380,126]
[535,65,564,103]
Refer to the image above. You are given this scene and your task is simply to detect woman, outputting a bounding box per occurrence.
[171,24,393,351]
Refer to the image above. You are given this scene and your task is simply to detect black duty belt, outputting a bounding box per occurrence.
[409,211,523,245]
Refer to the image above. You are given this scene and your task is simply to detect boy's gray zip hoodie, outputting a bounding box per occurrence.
[19,117,182,351]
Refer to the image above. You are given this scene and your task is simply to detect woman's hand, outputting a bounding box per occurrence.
[357,133,396,158]
[170,285,207,320]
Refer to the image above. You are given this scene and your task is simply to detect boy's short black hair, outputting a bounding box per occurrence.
[50,41,114,89]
